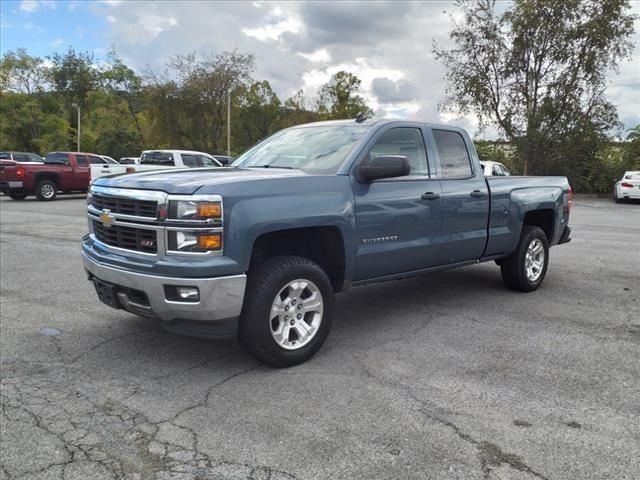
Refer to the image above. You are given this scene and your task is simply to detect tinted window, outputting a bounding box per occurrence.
[368,127,428,177]
[45,153,69,164]
[140,151,175,166]
[0,152,10,160]
[28,154,43,162]
[492,164,503,176]
[433,130,473,179]
[500,164,511,175]
[198,155,218,167]
[89,156,105,165]
[119,158,135,164]
[13,153,29,162]
[181,154,198,167]
[76,155,88,167]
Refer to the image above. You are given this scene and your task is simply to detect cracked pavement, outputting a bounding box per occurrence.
[1,195,639,480]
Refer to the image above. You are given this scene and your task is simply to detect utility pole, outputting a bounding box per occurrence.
[72,103,81,152]
[227,91,231,156]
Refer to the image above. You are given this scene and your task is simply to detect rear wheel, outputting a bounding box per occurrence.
[8,190,27,200]
[239,255,334,367]
[500,226,549,292]
[35,180,57,201]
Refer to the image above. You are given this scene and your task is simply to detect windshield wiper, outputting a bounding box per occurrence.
[247,165,295,169]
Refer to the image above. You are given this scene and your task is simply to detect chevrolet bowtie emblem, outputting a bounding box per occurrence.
[100,209,115,227]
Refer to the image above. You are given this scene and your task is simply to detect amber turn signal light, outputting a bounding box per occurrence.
[197,233,222,250]
[196,202,221,218]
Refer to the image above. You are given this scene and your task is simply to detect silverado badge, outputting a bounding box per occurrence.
[99,209,114,227]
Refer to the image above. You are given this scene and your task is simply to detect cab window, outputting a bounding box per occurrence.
[433,130,473,179]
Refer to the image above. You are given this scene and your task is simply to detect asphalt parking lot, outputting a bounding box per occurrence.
[0,195,638,480]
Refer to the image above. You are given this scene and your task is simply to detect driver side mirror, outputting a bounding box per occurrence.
[357,155,410,182]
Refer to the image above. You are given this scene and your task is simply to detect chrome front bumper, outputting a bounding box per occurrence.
[82,251,246,325]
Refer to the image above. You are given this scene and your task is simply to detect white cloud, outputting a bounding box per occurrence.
[19,0,39,12]
[50,38,64,47]
[19,0,55,13]
[242,18,301,41]
[106,15,116,23]
[298,49,331,63]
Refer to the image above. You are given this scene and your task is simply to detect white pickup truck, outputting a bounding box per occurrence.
[90,150,223,182]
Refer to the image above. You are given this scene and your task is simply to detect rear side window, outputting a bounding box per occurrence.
[13,153,29,162]
[433,130,473,179]
[181,154,198,167]
[0,152,10,160]
[140,151,175,166]
[45,153,69,164]
[76,155,88,167]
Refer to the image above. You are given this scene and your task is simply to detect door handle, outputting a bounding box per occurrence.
[470,190,486,198]
[421,192,440,201]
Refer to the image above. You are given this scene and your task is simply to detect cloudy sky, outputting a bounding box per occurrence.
[1,0,639,137]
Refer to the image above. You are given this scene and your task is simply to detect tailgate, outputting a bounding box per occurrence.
[90,164,131,182]
[0,160,18,181]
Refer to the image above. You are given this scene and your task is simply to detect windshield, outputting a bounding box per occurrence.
[233,124,370,174]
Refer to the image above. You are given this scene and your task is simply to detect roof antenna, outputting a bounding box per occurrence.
[355,112,368,123]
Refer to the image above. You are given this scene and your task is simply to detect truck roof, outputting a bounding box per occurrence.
[290,118,468,132]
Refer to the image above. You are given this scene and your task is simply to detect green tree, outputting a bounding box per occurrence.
[316,71,373,120]
[434,0,635,180]
[233,80,281,152]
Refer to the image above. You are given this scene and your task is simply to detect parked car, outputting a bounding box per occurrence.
[118,157,140,165]
[0,151,44,162]
[0,151,100,200]
[480,160,511,176]
[213,155,234,166]
[613,171,640,202]
[83,119,572,367]
[90,149,223,182]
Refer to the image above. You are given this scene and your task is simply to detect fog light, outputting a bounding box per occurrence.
[178,287,199,300]
[164,285,200,302]
[197,234,221,250]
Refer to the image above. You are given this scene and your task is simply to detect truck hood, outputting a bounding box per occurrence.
[93,167,310,194]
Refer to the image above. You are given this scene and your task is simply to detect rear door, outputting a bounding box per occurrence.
[74,154,92,189]
[429,128,489,264]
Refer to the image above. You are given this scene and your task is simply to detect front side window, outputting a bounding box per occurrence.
[234,124,369,174]
[433,130,473,179]
[198,155,218,167]
[181,154,198,167]
[89,156,105,165]
[367,127,429,178]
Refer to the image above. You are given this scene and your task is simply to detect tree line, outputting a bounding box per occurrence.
[0,48,371,161]
[1,0,638,192]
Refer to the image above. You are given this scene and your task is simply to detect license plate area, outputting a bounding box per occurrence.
[93,278,121,309]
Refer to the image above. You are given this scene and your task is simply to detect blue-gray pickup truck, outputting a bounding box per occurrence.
[82,119,572,366]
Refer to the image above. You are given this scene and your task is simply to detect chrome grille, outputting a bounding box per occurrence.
[92,193,157,218]
[92,220,157,253]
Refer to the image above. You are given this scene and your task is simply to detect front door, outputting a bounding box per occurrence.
[430,128,489,264]
[74,154,91,189]
[352,126,443,280]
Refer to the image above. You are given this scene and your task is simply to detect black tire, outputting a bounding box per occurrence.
[238,255,335,368]
[35,180,57,201]
[500,226,549,292]
[8,190,27,200]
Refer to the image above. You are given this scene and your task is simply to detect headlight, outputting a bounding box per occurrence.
[169,200,221,220]
[168,231,222,253]
[87,189,93,205]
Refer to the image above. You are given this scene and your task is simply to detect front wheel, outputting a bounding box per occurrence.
[239,255,334,367]
[500,226,549,292]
